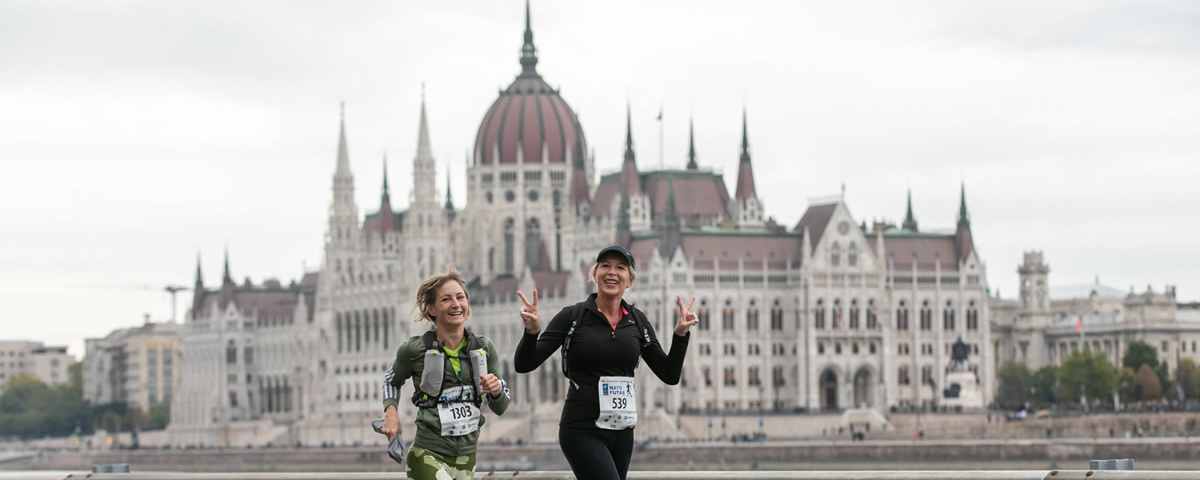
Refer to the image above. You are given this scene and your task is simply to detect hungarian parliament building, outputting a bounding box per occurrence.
[151,6,1197,447]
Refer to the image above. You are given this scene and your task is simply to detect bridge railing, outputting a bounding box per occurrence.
[14,471,1198,480]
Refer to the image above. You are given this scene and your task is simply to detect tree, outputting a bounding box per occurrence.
[0,365,93,438]
[148,404,170,429]
[1117,367,1138,406]
[995,361,1033,408]
[1123,341,1159,371]
[1058,349,1117,409]
[1030,365,1059,406]
[1135,364,1162,402]
[1176,358,1198,401]
[0,375,53,414]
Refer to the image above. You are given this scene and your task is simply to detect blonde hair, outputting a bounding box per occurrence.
[412,265,470,323]
[588,258,637,288]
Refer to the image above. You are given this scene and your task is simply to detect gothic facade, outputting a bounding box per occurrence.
[167,4,998,447]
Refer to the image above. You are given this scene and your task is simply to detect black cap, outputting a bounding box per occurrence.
[596,245,635,269]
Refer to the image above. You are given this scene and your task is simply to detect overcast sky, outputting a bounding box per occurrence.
[3,0,1198,358]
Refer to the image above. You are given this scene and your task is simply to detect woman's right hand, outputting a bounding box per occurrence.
[382,405,402,440]
[517,289,539,334]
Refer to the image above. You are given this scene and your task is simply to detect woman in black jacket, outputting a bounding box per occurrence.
[514,245,697,480]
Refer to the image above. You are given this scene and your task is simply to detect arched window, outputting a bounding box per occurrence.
[848,242,858,267]
[920,300,932,330]
[833,298,843,329]
[849,299,860,330]
[503,218,515,275]
[896,300,908,331]
[831,242,841,267]
[967,300,979,330]
[525,218,542,270]
[866,299,878,330]
[815,299,825,329]
[943,299,956,331]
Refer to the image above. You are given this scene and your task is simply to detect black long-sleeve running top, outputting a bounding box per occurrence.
[514,293,690,428]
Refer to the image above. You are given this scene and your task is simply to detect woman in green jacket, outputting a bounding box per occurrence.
[381,266,509,480]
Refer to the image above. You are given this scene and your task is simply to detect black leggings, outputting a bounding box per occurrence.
[558,426,635,480]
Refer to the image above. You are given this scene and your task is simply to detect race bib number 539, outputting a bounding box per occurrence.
[596,376,637,430]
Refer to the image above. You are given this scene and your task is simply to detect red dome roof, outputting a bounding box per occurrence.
[473,7,586,166]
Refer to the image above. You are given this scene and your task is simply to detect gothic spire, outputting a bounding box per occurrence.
[740,106,750,163]
[222,248,233,285]
[336,101,351,177]
[381,154,391,205]
[620,102,641,196]
[734,107,757,200]
[412,86,438,208]
[902,188,918,231]
[444,165,455,211]
[519,0,539,77]
[686,117,698,170]
[624,102,635,161]
[958,181,970,228]
[194,253,204,287]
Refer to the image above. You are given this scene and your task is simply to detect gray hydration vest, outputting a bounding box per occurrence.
[411,329,488,409]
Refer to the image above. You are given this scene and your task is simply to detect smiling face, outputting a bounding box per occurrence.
[592,254,634,299]
[426,280,471,329]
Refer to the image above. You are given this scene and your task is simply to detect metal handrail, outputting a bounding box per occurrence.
[19,471,1200,480]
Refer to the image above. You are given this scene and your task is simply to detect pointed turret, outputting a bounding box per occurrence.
[620,103,641,196]
[444,165,454,212]
[902,189,918,231]
[191,253,205,316]
[686,117,698,170]
[381,155,391,205]
[518,0,539,77]
[222,248,233,285]
[957,181,970,229]
[194,253,204,288]
[412,87,438,208]
[335,102,351,178]
[327,102,359,247]
[378,155,395,234]
[734,108,757,200]
[219,248,235,309]
[732,108,763,228]
[955,182,975,263]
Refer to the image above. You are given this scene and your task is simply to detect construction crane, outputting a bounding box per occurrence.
[164,285,189,323]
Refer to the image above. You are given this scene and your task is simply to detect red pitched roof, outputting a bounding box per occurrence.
[872,234,962,272]
[794,203,837,253]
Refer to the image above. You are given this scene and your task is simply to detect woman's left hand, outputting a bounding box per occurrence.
[674,295,698,336]
[480,373,501,395]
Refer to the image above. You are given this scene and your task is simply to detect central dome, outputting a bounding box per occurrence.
[473,5,586,166]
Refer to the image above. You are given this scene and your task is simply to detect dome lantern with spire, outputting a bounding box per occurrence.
[473,0,587,166]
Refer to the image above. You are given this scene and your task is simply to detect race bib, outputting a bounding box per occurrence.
[436,386,480,436]
[596,376,637,430]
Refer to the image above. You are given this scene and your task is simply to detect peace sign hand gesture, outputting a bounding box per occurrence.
[675,295,698,336]
[517,289,540,334]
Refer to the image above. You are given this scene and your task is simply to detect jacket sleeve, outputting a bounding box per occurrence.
[514,305,573,373]
[637,308,690,385]
[382,340,416,412]
[482,337,510,416]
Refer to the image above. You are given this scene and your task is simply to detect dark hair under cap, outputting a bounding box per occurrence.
[596,245,635,269]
